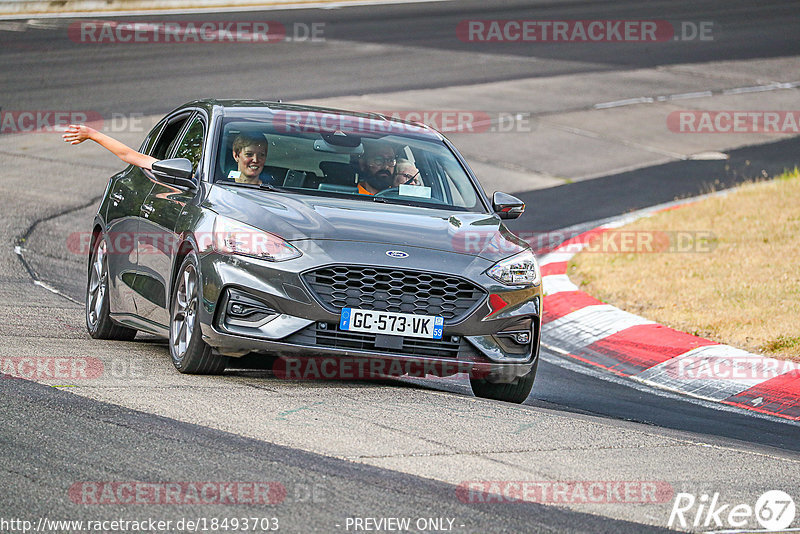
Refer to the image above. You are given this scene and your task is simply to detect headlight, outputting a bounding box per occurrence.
[213,216,301,262]
[486,249,540,286]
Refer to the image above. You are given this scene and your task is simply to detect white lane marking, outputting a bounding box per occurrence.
[594,96,655,109]
[542,304,654,349]
[722,81,800,95]
[594,81,800,109]
[540,348,800,427]
[542,274,578,295]
[16,242,82,304]
[636,345,800,401]
[33,280,81,305]
[0,0,456,19]
[667,90,713,100]
[688,151,729,160]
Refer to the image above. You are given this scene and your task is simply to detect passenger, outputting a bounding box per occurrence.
[356,141,396,195]
[229,133,270,185]
[63,125,272,186]
[62,124,157,170]
[393,159,422,187]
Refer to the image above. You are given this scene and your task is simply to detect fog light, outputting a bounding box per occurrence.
[514,332,530,344]
[223,288,279,327]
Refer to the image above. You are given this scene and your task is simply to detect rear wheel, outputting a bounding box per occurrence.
[169,251,227,374]
[86,234,137,340]
[470,360,538,404]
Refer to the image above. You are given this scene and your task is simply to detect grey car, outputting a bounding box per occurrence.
[86,100,543,403]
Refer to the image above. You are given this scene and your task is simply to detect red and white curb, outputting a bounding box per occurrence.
[539,214,800,422]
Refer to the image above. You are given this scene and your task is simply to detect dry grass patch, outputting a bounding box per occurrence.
[569,169,800,361]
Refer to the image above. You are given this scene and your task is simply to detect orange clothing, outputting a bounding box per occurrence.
[357,183,374,195]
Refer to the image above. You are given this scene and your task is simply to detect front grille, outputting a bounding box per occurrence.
[285,323,482,360]
[302,265,486,323]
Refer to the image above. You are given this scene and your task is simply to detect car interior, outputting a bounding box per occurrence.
[214,120,479,210]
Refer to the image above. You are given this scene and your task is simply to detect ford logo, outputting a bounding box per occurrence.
[386,250,409,258]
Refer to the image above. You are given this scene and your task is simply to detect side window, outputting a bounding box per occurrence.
[173,117,205,174]
[149,114,191,160]
[139,121,165,154]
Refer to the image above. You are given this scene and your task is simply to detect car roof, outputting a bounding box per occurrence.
[172,99,444,141]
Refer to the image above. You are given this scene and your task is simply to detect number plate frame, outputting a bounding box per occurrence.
[339,308,444,340]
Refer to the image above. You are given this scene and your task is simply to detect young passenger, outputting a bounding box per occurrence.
[228,133,269,185]
[63,125,271,185]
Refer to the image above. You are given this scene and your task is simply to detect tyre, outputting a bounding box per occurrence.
[86,234,137,341]
[169,251,227,374]
[469,359,538,404]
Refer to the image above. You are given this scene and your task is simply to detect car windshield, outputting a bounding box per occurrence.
[213,110,485,212]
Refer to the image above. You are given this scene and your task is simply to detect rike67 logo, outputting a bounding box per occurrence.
[668,490,796,530]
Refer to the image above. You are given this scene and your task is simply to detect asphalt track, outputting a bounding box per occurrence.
[2,0,800,532]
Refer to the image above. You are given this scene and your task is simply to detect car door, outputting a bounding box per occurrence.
[104,123,163,316]
[134,112,206,329]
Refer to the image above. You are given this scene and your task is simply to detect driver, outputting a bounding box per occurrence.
[356,141,396,195]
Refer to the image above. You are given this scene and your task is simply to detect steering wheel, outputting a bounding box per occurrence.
[374,187,401,198]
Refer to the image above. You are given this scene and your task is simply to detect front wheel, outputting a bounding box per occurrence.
[169,251,227,374]
[86,234,137,340]
[469,360,538,404]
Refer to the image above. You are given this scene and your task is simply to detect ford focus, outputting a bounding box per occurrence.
[85,100,543,403]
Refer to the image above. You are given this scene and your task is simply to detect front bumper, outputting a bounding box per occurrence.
[197,246,543,377]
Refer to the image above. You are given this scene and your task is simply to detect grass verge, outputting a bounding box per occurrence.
[568,168,800,361]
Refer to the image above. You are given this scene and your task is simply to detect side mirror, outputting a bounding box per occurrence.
[151,158,197,189]
[492,191,525,219]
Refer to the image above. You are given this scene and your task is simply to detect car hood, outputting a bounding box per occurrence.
[205,186,529,261]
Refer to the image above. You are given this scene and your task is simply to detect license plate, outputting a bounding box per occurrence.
[339,308,443,339]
